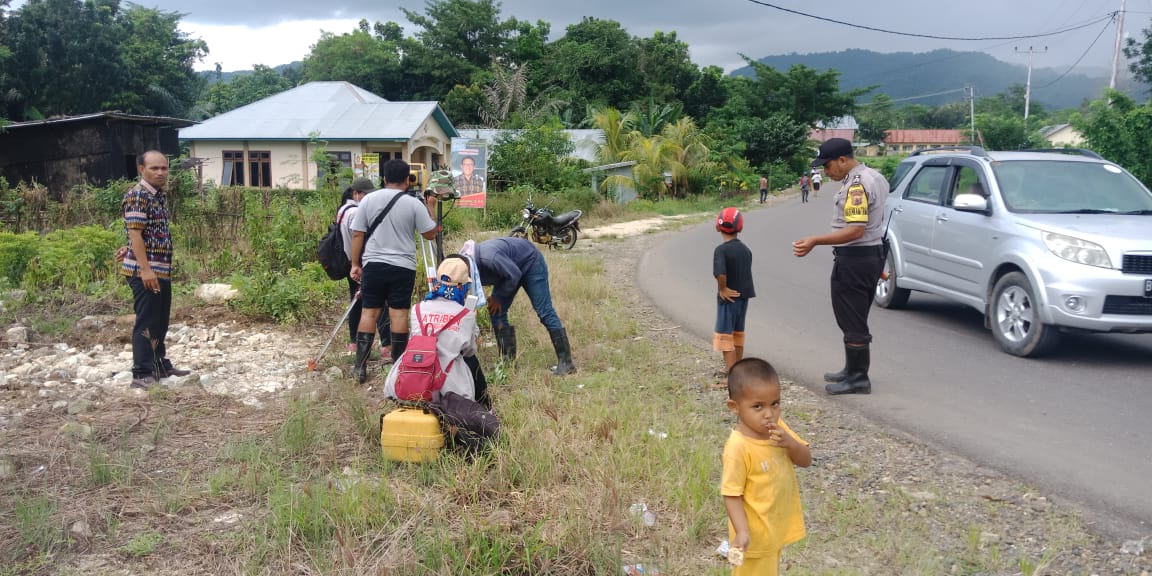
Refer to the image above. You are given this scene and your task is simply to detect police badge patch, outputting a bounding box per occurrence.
[844,183,869,223]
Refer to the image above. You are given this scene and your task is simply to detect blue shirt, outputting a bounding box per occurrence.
[474,237,542,305]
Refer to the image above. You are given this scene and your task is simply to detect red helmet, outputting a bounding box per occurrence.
[716,207,743,233]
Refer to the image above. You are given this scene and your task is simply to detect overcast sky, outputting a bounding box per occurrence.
[163,0,1143,76]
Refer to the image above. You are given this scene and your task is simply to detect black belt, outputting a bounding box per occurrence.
[833,245,883,256]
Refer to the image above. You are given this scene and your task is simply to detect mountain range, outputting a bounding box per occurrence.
[733,49,1135,109]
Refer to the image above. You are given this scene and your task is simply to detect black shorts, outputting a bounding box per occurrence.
[361,262,416,310]
[814,182,821,190]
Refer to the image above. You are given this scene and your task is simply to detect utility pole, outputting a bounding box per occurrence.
[966,84,976,144]
[1015,46,1047,130]
[1110,0,1127,90]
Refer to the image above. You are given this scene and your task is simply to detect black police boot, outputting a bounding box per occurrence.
[494,325,517,363]
[353,332,375,385]
[823,348,849,383]
[549,328,576,375]
[825,344,871,395]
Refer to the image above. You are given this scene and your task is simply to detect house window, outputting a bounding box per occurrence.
[319,151,353,186]
[249,151,272,187]
[222,150,245,186]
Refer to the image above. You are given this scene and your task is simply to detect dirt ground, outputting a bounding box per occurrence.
[1,199,1150,574]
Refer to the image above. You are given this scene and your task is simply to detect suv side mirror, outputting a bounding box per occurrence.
[953,193,989,213]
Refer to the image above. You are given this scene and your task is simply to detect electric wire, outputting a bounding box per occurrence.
[858,87,969,104]
[1035,17,1116,89]
[742,0,1117,41]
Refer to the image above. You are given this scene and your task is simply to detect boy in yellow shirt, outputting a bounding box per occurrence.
[721,358,812,575]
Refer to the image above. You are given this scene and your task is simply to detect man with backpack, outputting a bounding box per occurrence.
[349,160,440,384]
[336,179,390,357]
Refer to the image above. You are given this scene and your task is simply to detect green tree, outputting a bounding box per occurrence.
[1072,90,1152,186]
[301,25,403,99]
[973,113,1046,150]
[442,83,485,127]
[111,5,207,117]
[202,64,293,116]
[738,59,864,127]
[589,106,636,164]
[1123,21,1152,87]
[683,65,728,122]
[531,18,643,115]
[487,118,583,190]
[660,116,717,195]
[857,93,895,153]
[634,30,699,104]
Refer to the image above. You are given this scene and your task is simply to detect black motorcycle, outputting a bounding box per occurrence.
[510,194,583,250]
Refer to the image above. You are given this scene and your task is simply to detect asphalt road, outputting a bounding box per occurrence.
[638,191,1152,536]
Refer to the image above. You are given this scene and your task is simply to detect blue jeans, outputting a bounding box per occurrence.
[490,259,564,332]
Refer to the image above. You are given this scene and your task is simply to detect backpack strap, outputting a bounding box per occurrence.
[364,192,405,243]
[336,202,355,225]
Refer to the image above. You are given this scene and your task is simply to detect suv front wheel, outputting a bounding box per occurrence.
[989,272,1061,357]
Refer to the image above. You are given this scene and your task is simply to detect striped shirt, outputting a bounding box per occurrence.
[121,180,173,280]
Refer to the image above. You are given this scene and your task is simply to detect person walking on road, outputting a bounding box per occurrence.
[472,236,576,375]
[791,138,889,395]
[811,170,822,198]
[338,178,390,358]
[799,174,810,204]
[120,151,191,389]
[759,175,768,204]
[349,160,440,384]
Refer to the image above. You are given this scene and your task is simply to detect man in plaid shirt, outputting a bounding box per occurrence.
[121,151,191,389]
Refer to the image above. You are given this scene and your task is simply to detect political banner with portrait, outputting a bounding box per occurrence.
[451,138,488,208]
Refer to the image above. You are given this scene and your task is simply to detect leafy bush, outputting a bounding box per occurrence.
[0,231,39,285]
[4,226,120,294]
[228,262,343,324]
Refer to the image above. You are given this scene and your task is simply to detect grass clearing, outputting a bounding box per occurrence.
[0,211,1148,574]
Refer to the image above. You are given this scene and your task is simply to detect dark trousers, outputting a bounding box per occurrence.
[801,188,809,203]
[127,276,172,378]
[346,277,390,344]
[463,354,490,409]
[759,188,768,203]
[830,246,885,345]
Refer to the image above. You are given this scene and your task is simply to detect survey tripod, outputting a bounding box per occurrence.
[416,169,459,291]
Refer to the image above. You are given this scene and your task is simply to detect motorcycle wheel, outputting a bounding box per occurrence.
[557,227,578,250]
[510,227,527,239]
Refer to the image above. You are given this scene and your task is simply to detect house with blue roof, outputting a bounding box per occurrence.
[179,81,458,189]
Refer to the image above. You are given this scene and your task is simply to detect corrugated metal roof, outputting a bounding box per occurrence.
[454,128,605,162]
[884,129,966,144]
[179,81,457,140]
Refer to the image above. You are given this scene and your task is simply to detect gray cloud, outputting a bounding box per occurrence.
[169,0,1137,73]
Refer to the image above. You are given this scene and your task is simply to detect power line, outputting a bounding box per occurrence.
[858,87,969,104]
[742,0,1116,41]
[1035,17,1116,89]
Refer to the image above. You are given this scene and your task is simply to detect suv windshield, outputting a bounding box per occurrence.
[992,160,1152,214]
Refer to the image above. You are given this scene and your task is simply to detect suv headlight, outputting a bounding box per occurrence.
[1042,232,1112,268]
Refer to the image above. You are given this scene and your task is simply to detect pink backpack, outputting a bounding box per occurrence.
[393,304,470,402]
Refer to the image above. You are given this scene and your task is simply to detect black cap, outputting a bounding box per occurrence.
[811,137,853,167]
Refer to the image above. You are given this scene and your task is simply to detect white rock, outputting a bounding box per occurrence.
[323,366,343,381]
[51,400,69,412]
[195,283,239,305]
[70,520,93,538]
[116,352,133,361]
[4,326,27,344]
[1121,539,1145,555]
[199,374,214,388]
[112,371,133,384]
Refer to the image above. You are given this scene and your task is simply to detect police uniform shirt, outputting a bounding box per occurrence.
[830,163,889,247]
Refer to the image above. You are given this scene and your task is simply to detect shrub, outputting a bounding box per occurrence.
[227,262,342,324]
[14,226,119,294]
[0,231,39,285]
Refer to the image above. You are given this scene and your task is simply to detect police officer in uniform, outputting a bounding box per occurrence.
[792,138,889,395]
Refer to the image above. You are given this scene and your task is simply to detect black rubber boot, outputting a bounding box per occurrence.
[825,344,871,395]
[823,350,849,383]
[353,332,375,384]
[494,324,517,363]
[548,328,576,375]
[390,332,409,362]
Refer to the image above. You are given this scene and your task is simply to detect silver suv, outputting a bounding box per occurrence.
[878,147,1152,357]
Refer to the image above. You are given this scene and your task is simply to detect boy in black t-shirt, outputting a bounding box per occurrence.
[713,207,756,379]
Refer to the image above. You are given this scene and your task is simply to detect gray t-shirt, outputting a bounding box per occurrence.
[349,188,437,270]
[830,163,889,247]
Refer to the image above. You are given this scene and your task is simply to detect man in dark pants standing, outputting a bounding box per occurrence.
[121,151,191,389]
[473,237,575,375]
[792,138,888,395]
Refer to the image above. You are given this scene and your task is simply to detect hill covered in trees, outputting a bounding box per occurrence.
[733,49,1119,109]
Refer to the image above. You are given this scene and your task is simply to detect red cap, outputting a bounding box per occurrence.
[716,207,743,233]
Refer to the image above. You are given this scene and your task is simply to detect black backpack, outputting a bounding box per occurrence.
[318,204,353,280]
[318,193,405,281]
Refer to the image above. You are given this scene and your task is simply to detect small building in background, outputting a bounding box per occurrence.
[179,82,458,190]
[1040,124,1085,147]
[862,129,968,156]
[0,112,192,198]
[584,161,638,203]
[454,128,605,163]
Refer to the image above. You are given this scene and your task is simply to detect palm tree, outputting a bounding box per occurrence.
[589,106,637,164]
[661,117,717,196]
